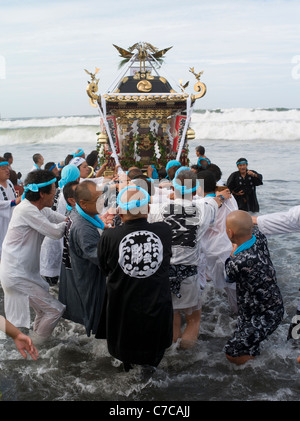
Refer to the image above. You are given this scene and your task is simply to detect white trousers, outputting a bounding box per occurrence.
[29,288,65,338]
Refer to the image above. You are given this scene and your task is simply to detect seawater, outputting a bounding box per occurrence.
[0,108,300,401]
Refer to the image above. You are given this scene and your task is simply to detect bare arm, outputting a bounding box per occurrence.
[0,315,39,360]
[95,163,108,178]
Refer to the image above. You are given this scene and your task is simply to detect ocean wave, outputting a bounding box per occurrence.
[0,108,299,146]
[0,115,100,129]
[191,108,300,141]
[0,125,99,146]
[194,107,300,120]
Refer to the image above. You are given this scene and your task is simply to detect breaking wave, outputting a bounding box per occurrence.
[191,108,300,141]
[0,108,299,146]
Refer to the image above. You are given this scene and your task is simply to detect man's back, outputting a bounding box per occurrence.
[96,218,173,367]
[153,197,217,266]
[60,208,106,337]
[225,227,283,316]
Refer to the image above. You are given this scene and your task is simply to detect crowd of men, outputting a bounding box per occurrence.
[0,146,299,369]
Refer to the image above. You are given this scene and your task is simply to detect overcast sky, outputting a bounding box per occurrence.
[0,0,299,118]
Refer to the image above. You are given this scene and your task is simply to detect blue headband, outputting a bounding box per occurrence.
[0,161,9,167]
[117,186,150,211]
[72,148,84,158]
[172,177,199,194]
[48,164,56,172]
[24,178,57,193]
[22,177,57,200]
[237,160,248,165]
[58,164,80,188]
[151,165,158,180]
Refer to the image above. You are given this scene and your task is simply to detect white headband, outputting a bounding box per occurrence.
[69,157,85,167]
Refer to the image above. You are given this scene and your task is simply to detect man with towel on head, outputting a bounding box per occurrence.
[227,158,263,213]
[96,185,173,372]
[69,155,108,184]
[0,170,67,345]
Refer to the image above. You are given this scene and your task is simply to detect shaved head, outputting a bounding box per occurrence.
[74,180,95,203]
[118,186,149,219]
[226,210,253,238]
[119,187,142,203]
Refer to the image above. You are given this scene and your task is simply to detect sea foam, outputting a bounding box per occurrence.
[191,108,300,141]
[0,108,299,147]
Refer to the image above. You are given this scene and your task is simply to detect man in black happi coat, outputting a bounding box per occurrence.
[227,158,263,213]
[96,186,173,371]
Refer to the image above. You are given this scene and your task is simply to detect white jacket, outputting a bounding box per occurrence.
[0,199,65,327]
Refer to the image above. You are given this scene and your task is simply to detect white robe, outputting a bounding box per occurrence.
[0,180,17,256]
[80,176,104,185]
[149,196,217,311]
[257,205,300,235]
[200,196,238,290]
[151,186,171,204]
[148,196,218,266]
[30,165,42,172]
[0,199,66,328]
[257,205,300,312]
[40,189,67,278]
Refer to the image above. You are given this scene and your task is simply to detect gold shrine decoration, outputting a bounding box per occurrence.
[85,61,206,107]
[137,80,152,92]
[98,132,108,144]
[83,44,209,171]
[113,42,173,72]
[133,71,154,80]
[186,127,195,139]
[179,79,189,92]
[189,67,203,81]
[102,93,189,103]
[113,108,176,120]
[85,67,100,108]
[189,66,207,100]
[191,81,207,100]
[139,135,153,151]
[86,83,100,108]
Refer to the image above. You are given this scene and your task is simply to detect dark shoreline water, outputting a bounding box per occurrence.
[0,124,300,401]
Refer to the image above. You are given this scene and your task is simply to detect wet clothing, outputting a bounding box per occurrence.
[149,197,217,310]
[198,195,239,313]
[257,205,300,327]
[40,188,66,278]
[200,196,238,289]
[224,227,284,357]
[58,208,106,337]
[0,199,66,336]
[58,216,85,326]
[257,205,300,236]
[226,170,263,212]
[96,218,173,367]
